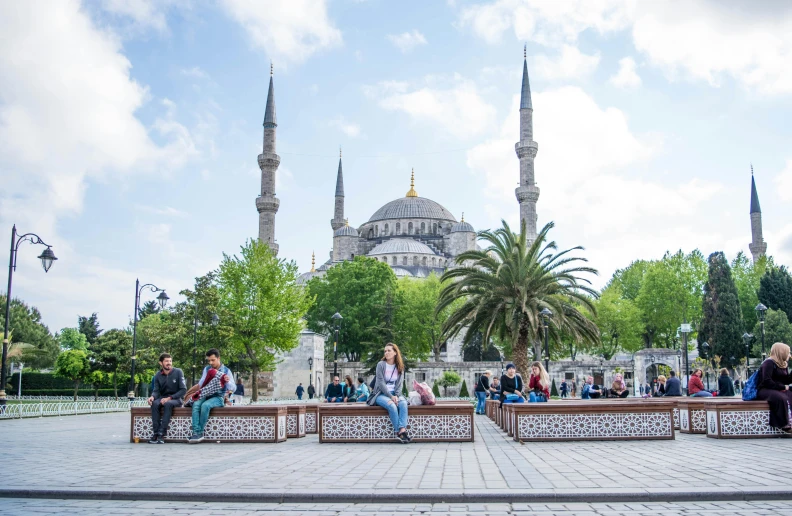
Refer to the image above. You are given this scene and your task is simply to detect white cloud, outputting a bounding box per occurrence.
[533,45,600,80]
[387,30,428,53]
[135,205,188,218]
[181,66,209,79]
[609,56,641,88]
[775,159,792,202]
[220,0,342,64]
[329,117,361,138]
[101,0,179,33]
[363,76,497,139]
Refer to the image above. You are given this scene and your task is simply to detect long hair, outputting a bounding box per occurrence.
[530,361,550,389]
[344,375,354,389]
[693,368,703,378]
[770,342,790,369]
[382,342,405,373]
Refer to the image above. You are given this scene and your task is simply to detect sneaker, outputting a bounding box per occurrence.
[156,436,165,444]
[148,435,160,444]
[187,434,204,444]
[397,431,412,444]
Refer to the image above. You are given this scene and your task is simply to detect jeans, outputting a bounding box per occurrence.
[529,392,547,403]
[692,391,713,397]
[151,398,182,437]
[297,393,303,400]
[475,391,487,414]
[356,396,368,402]
[491,393,500,401]
[375,394,408,434]
[502,396,524,404]
[191,395,224,435]
[325,397,343,403]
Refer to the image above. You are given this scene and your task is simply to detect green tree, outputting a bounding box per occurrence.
[752,308,792,357]
[432,380,441,397]
[90,329,132,398]
[57,327,89,351]
[437,370,461,397]
[438,221,599,376]
[759,266,792,321]
[0,295,58,370]
[462,331,502,361]
[698,252,745,368]
[592,285,644,359]
[138,300,161,320]
[77,313,102,345]
[305,257,396,362]
[217,239,313,401]
[731,253,771,332]
[551,378,558,397]
[54,349,91,400]
[459,379,470,397]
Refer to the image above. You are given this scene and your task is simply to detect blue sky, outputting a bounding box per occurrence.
[1,0,791,333]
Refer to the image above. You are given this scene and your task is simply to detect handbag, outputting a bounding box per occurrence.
[504,376,522,402]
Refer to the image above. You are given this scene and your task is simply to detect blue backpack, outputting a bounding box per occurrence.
[742,370,759,401]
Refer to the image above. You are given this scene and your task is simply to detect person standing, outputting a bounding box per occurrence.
[368,343,411,443]
[570,379,576,398]
[296,383,304,400]
[474,371,492,415]
[528,362,550,402]
[560,379,568,399]
[307,383,315,399]
[756,342,792,432]
[233,377,245,405]
[188,348,236,443]
[148,353,187,444]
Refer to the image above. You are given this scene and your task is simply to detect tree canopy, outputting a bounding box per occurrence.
[759,265,792,322]
[698,252,744,368]
[0,294,58,370]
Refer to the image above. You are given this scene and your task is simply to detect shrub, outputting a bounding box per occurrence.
[551,378,558,397]
[15,389,118,397]
[459,379,470,397]
[432,380,441,397]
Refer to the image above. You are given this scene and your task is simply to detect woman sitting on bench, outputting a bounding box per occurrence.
[368,342,412,443]
[499,363,525,406]
[528,362,550,402]
[756,342,792,433]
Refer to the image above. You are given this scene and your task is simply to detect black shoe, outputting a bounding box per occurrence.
[398,431,412,443]
[187,434,204,444]
[148,435,160,444]
[156,436,165,444]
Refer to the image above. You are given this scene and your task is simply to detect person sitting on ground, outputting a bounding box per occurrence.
[560,379,568,398]
[606,373,628,398]
[756,342,792,433]
[688,368,713,397]
[342,375,356,402]
[147,353,187,444]
[324,376,344,402]
[368,342,411,443]
[499,364,525,407]
[663,370,682,396]
[717,368,735,397]
[474,370,492,414]
[489,377,501,400]
[307,383,315,399]
[187,348,236,443]
[295,383,304,400]
[581,376,601,399]
[355,377,370,402]
[528,362,550,402]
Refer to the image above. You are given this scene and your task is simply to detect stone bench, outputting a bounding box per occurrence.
[305,404,318,434]
[704,398,792,439]
[286,404,306,438]
[676,398,708,434]
[130,406,287,443]
[509,400,675,441]
[318,402,474,443]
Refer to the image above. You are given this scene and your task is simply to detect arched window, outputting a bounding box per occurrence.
[433,223,437,235]
[375,225,379,237]
[432,257,436,266]
[384,223,389,236]
[351,254,355,260]
[396,222,401,234]
[412,256,418,266]
[368,229,373,238]
[402,256,407,265]
[408,222,413,234]
[420,222,425,234]
[392,256,397,265]
[422,256,427,266]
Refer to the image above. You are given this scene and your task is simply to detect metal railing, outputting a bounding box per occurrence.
[0,399,148,420]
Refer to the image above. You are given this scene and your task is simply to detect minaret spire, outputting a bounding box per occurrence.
[515,46,539,242]
[310,251,316,273]
[749,166,767,262]
[256,63,280,255]
[331,147,345,231]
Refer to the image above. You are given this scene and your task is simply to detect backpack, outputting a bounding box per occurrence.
[742,370,759,401]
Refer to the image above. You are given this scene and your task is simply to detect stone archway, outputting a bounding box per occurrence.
[633,349,682,395]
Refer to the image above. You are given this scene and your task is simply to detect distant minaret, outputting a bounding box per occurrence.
[256,62,280,255]
[515,45,540,242]
[748,165,767,262]
[331,148,345,231]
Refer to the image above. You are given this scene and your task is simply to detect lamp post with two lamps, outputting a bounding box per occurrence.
[128,280,169,399]
[332,312,343,377]
[701,341,711,390]
[679,317,692,395]
[755,303,767,359]
[540,308,553,375]
[742,332,753,377]
[1,225,57,406]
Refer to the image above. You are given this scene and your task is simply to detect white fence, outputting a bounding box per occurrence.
[0,399,148,420]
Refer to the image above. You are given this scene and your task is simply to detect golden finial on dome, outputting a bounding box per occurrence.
[406,168,418,197]
[345,218,349,227]
[461,212,465,222]
[310,251,316,272]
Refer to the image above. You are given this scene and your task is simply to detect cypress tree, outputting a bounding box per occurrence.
[459,379,470,397]
[402,379,409,397]
[759,266,792,321]
[551,378,559,397]
[432,380,441,397]
[699,252,745,368]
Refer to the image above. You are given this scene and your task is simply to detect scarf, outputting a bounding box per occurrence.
[191,367,227,401]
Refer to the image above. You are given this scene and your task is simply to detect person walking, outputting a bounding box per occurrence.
[295,383,304,400]
[368,343,411,443]
[756,342,792,432]
[560,379,568,399]
[570,379,576,398]
[307,383,315,399]
[474,370,492,415]
[148,353,186,443]
[233,377,245,405]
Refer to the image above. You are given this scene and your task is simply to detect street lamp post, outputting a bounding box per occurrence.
[128,280,168,399]
[599,358,604,384]
[540,308,553,375]
[701,342,710,390]
[308,357,313,388]
[630,357,635,396]
[755,303,767,359]
[331,312,343,378]
[499,352,505,377]
[191,307,219,386]
[1,225,57,406]
[679,317,692,395]
[742,333,753,377]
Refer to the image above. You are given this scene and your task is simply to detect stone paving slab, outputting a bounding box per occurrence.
[0,499,790,515]
[2,412,792,501]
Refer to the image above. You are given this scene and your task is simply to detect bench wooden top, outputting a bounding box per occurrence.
[508,399,675,414]
[131,406,286,416]
[318,402,472,416]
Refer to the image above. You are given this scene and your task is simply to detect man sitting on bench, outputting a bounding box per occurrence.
[187,348,236,443]
[581,376,602,399]
[325,376,344,402]
[147,353,187,443]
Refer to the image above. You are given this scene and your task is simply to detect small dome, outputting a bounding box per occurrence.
[334,225,359,237]
[451,220,475,233]
[391,267,414,277]
[369,238,436,256]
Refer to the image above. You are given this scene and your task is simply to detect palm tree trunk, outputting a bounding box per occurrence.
[514,325,531,377]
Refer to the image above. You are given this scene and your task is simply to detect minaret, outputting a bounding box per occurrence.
[748,165,767,262]
[256,62,280,255]
[331,148,345,231]
[515,45,540,242]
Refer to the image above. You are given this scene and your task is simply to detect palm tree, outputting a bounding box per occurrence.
[436,220,600,375]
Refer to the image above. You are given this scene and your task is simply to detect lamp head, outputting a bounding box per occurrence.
[755,303,767,321]
[156,290,169,308]
[211,313,220,326]
[38,246,57,273]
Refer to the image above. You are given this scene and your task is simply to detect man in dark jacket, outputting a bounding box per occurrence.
[296,383,304,400]
[147,353,187,443]
[663,370,683,396]
[307,383,315,399]
[324,376,343,402]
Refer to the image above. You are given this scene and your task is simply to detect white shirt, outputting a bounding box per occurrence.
[384,363,398,394]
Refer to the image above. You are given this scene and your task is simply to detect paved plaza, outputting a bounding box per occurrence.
[1,411,791,514]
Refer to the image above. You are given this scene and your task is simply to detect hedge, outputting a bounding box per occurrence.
[8,372,116,395]
[15,389,119,397]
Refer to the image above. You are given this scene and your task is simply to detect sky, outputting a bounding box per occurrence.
[1,0,791,334]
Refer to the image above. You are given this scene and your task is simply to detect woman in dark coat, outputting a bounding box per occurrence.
[717,368,735,397]
[756,342,792,432]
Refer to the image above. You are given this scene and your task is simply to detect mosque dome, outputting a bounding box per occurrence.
[450,220,475,233]
[333,223,359,237]
[368,197,457,223]
[368,238,436,256]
